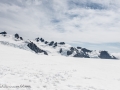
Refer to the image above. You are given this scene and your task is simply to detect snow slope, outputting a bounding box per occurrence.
[0,34,30,51]
[0,44,120,90]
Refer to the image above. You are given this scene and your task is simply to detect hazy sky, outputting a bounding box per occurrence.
[0,0,120,53]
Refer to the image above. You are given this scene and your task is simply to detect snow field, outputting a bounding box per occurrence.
[0,44,120,90]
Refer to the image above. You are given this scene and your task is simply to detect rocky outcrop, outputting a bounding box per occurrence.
[45,41,48,44]
[66,47,75,55]
[53,42,57,47]
[40,38,44,42]
[74,53,90,58]
[65,47,116,59]
[77,47,82,49]
[69,47,90,58]
[27,42,48,55]
[99,51,116,59]
[49,41,54,46]
[66,47,90,58]
[0,31,7,36]
[81,48,92,53]
[15,33,19,39]
[59,48,62,53]
[67,50,73,55]
[14,33,23,40]
[20,37,23,40]
[0,31,7,34]
[35,37,45,42]
[59,42,65,45]
[35,37,39,42]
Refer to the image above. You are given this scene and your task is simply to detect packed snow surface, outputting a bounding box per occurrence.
[0,44,120,90]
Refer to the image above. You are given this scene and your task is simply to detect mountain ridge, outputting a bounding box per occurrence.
[0,31,117,59]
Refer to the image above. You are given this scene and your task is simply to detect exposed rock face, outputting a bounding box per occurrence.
[67,50,73,55]
[0,31,7,34]
[14,33,23,40]
[59,48,62,53]
[0,31,7,36]
[77,47,82,49]
[71,47,90,58]
[49,41,54,46]
[59,42,65,45]
[65,47,116,59]
[67,47,75,55]
[40,38,44,42]
[70,47,74,51]
[27,42,48,55]
[45,41,48,44]
[43,51,48,55]
[82,48,92,53]
[53,42,57,47]
[15,34,19,39]
[35,37,39,42]
[99,51,116,59]
[20,37,23,40]
[74,53,90,58]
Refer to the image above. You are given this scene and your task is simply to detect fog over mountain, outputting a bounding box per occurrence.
[0,0,120,52]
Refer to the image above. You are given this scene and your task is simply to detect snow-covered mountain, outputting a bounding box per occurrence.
[0,31,117,59]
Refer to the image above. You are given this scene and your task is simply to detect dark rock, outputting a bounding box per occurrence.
[70,47,74,51]
[35,37,39,42]
[40,38,42,41]
[15,33,19,39]
[43,51,48,55]
[99,51,116,59]
[27,42,40,53]
[0,31,7,34]
[59,48,62,53]
[20,37,23,40]
[41,39,44,42]
[59,42,65,45]
[40,38,44,42]
[54,42,57,46]
[77,47,82,49]
[67,47,90,58]
[67,47,76,55]
[67,50,73,55]
[0,31,7,36]
[45,41,48,44]
[53,42,57,47]
[74,53,90,58]
[74,48,79,53]
[82,48,92,53]
[49,41,54,46]
[27,42,48,55]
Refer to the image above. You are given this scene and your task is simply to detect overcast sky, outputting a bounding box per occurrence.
[0,0,120,53]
